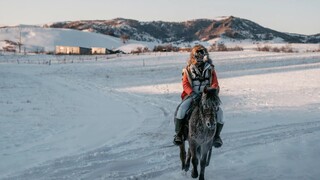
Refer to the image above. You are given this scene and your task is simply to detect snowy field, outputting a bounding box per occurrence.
[0,51,320,180]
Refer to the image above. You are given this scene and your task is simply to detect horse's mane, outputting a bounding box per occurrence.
[201,91,221,110]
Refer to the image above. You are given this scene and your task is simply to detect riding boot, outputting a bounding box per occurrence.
[213,123,224,148]
[173,118,184,146]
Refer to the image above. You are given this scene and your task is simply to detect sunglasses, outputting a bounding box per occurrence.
[194,49,207,60]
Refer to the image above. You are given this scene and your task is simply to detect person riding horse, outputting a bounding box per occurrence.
[173,44,224,148]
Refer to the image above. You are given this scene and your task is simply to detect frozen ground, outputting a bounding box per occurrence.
[0,51,320,180]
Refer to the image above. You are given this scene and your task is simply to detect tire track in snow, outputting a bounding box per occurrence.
[5,69,320,179]
[223,120,320,153]
[3,79,178,179]
[5,53,320,179]
[6,117,320,179]
[111,121,320,180]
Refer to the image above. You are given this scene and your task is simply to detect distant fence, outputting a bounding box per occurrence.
[0,53,127,65]
[0,51,186,65]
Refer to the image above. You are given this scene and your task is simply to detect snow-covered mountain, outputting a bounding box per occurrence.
[47,16,320,43]
[1,16,319,53]
[0,26,156,53]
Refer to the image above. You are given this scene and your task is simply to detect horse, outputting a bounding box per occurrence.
[179,88,221,180]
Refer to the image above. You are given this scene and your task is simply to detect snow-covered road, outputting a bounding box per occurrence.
[1,51,320,179]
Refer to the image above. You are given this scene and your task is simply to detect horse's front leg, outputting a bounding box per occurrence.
[189,141,199,178]
[179,141,186,170]
[206,147,212,167]
[199,150,208,180]
[185,147,191,172]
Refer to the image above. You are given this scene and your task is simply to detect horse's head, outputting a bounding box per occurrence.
[200,88,221,131]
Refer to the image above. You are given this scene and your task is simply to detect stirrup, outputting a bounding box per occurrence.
[173,135,183,146]
[213,137,223,148]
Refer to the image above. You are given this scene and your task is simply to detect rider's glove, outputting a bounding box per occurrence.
[191,92,201,102]
[204,86,219,95]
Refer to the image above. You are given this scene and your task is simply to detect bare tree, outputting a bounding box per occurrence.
[16,26,23,53]
[208,43,217,52]
[143,47,149,52]
[217,43,227,51]
[120,34,130,44]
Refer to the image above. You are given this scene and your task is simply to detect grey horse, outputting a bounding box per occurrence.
[179,88,221,180]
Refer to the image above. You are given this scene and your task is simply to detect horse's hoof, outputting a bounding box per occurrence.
[199,174,205,180]
[184,165,189,172]
[191,170,198,178]
[184,162,190,172]
[181,163,185,170]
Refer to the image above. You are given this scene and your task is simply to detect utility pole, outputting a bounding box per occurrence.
[17,26,22,53]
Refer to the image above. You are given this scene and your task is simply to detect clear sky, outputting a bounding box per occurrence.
[1,0,319,35]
